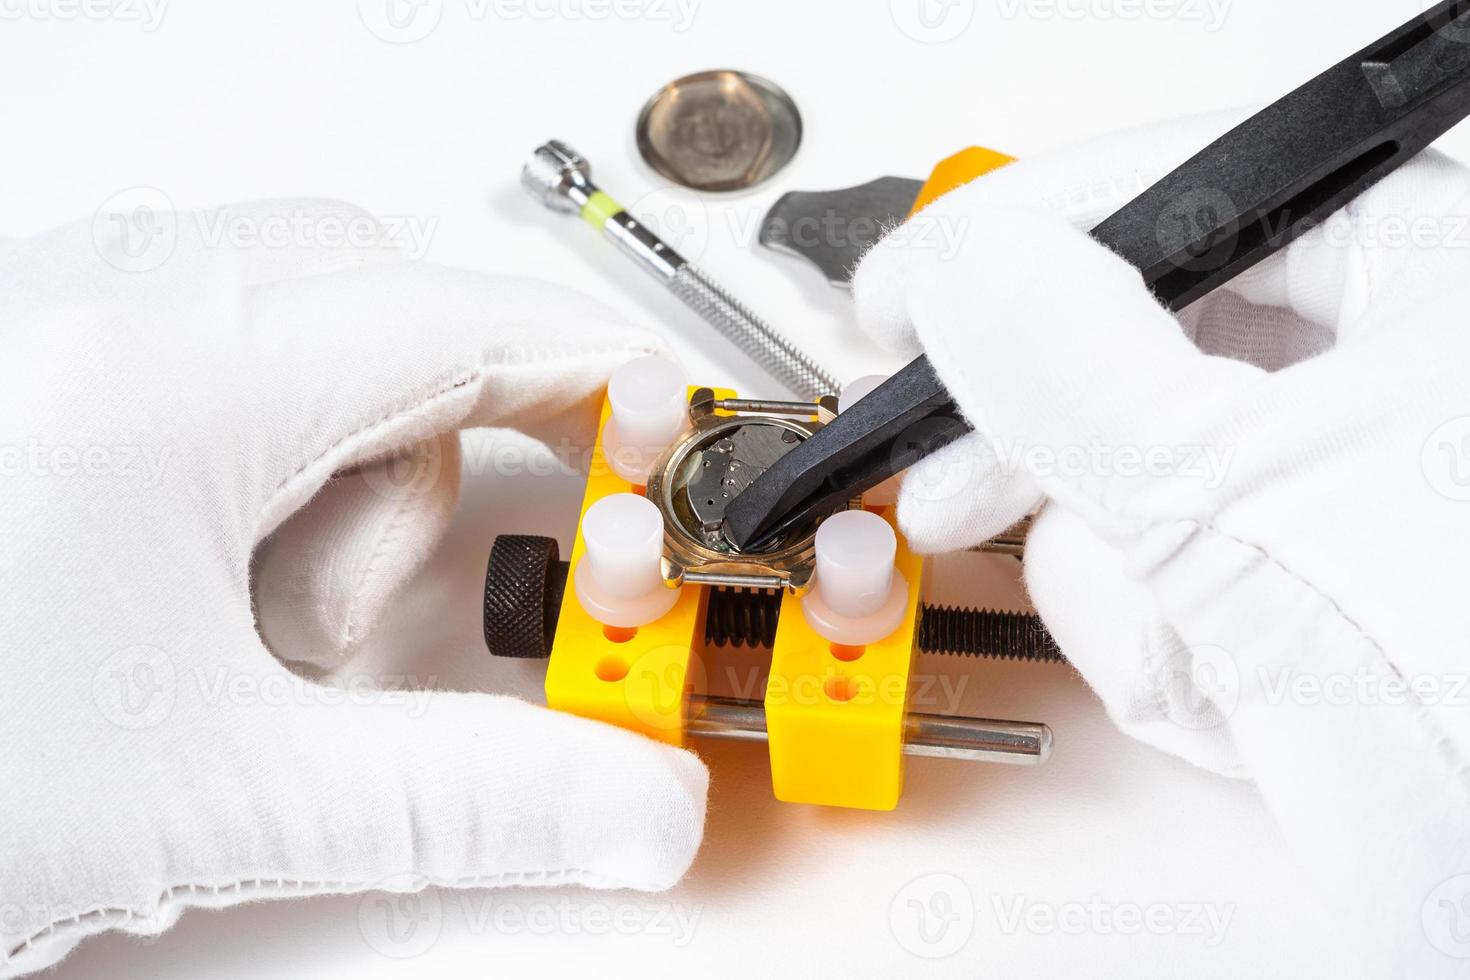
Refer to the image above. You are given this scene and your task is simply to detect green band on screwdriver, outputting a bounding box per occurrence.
[580,190,622,230]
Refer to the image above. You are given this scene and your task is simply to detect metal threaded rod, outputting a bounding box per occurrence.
[918,606,1066,663]
[666,264,838,400]
[521,140,839,400]
[703,588,1068,663]
[704,586,783,648]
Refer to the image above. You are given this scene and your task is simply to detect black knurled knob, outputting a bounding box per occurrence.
[483,535,569,659]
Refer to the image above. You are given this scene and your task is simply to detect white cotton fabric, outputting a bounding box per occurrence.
[853,116,1470,978]
[0,201,707,976]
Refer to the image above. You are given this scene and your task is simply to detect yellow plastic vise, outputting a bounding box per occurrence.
[544,388,924,810]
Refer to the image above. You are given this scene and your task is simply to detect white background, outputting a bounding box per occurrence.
[1,0,1452,976]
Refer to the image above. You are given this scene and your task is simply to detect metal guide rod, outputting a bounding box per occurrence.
[686,694,1052,765]
[680,571,787,590]
[712,398,825,415]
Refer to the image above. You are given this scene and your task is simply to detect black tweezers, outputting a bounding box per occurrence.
[724,0,1470,552]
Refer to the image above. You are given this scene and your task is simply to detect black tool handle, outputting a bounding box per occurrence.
[1104,0,1470,311]
[724,1,1470,551]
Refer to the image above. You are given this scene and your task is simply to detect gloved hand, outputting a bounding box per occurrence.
[0,200,707,976]
[855,113,1470,976]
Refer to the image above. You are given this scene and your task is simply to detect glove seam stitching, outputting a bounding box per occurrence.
[340,448,430,645]
[1160,517,1470,788]
[1135,621,1249,777]
[4,868,638,966]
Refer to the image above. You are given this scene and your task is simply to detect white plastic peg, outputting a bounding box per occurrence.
[574,493,679,628]
[602,355,688,484]
[801,510,909,645]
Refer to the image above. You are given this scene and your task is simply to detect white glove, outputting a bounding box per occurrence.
[0,200,707,976]
[855,114,1470,976]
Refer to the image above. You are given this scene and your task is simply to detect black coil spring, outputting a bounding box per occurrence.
[703,588,1067,663]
